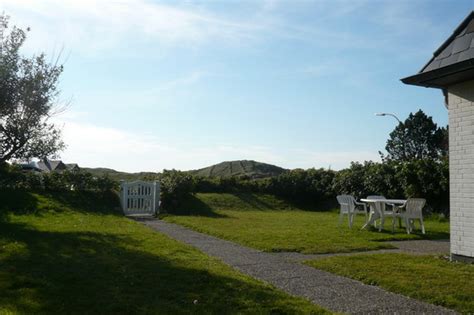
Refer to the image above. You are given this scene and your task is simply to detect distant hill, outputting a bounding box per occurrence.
[190,160,287,179]
[82,167,158,181]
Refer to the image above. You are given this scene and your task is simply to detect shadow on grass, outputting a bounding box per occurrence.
[234,193,338,212]
[0,189,39,217]
[42,190,122,215]
[0,220,309,314]
[0,189,122,219]
[367,226,450,241]
[234,193,280,210]
[168,194,228,218]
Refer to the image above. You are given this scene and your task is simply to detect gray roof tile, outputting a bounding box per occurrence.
[421,11,474,73]
[466,18,474,33]
[439,52,460,67]
[423,59,441,72]
[436,42,454,59]
[459,46,474,61]
[452,32,474,54]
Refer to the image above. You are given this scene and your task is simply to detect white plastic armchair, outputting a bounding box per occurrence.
[391,198,426,234]
[336,195,368,228]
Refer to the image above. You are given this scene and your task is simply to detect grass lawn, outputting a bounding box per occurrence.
[0,189,329,314]
[163,193,450,254]
[306,253,474,314]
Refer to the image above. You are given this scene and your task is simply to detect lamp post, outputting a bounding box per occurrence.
[375,112,406,160]
[374,112,402,124]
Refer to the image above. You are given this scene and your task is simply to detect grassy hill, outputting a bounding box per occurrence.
[190,160,286,178]
[82,160,286,181]
[82,167,158,181]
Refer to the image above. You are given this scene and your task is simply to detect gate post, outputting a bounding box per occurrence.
[153,181,161,215]
[120,180,128,214]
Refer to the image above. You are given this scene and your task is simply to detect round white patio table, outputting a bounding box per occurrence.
[360,199,406,231]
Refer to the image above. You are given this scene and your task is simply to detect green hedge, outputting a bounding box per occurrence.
[1,159,449,214]
[0,163,117,192]
[333,160,448,214]
[158,160,448,214]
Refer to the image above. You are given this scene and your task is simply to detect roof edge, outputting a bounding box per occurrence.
[401,58,474,88]
[419,11,474,73]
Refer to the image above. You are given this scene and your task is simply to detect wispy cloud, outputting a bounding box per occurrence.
[0,0,263,54]
[1,0,438,57]
[154,70,209,93]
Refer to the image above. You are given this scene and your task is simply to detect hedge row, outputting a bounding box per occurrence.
[158,159,449,214]
[1,159,449,214]
[0,164,117,192]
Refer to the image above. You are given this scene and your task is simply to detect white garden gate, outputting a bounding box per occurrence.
[120,180,160,216]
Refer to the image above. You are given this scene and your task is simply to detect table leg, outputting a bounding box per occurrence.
[361,204,380,230]
[377,202,384,232]
[361,212,372,230]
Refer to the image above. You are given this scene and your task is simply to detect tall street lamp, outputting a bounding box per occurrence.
[375,112,402,124]
[375,112,406,160]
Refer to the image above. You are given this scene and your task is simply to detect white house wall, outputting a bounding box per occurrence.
[448,79,474,260]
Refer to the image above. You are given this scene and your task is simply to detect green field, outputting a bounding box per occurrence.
[0,189,329,314]
[306,253,474,314]
[163,193,450,254]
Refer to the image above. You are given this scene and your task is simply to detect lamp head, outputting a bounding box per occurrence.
[375,113,386,116]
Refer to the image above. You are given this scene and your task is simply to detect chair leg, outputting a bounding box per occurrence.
[339,212,344,226]
[392,216,395,233]
[420,217,425,234]
[379,216,384,232]
[398,217,402,228]
[349,213,354,228]
[405,217,410,234]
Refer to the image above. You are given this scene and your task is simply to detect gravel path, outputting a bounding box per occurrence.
[135,218,455,314]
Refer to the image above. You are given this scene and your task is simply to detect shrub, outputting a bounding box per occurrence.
[158,170,194,211]
[265,168,336,203]
[397,159,449,215]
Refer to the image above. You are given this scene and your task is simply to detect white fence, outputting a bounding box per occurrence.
[120,180,160,216]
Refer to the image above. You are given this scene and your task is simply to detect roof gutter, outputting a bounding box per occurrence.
[401,59,474,89]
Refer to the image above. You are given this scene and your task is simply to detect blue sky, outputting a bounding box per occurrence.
[1,0,473,172]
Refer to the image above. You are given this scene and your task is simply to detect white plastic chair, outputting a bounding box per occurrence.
[391,198,426,234]
[336,195,368,228]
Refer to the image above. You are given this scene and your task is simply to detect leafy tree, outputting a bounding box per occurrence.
[0,15,65,163]
[383,110,447,161]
